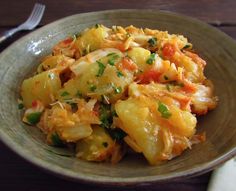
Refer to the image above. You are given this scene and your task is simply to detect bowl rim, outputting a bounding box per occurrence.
[0,9,236,186]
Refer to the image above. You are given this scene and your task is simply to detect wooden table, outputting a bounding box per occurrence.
[0,0,235,190]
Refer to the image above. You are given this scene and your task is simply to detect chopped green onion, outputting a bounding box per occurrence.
[183,44,191,49]
[26,112,42,125]
[108,54,119,66]
[148,37,157,47]
[99,104,111,129]
[158,102,172,119]
[109,128,127,141]
[18,103,24,110]
[48,73,54,79]
[61,91,70,97]
[69,102,78,112]
[51,132,64,147]
[164,75,169,80]
[111,109,118,117]
[76,90,82,98]
[166,84,171,92]
[107,52,116,57]
[96,61,106,77]
[89,84,97,92]
[113,86,122,94]
[116,71,124,77]
[95,24,100,28]
[146,53,156,65]
[102,142,108,148]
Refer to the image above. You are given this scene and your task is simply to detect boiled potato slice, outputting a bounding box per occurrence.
[115,96,165,165]
[75,26,108,55]
[21,70,61,108]
[76,125,116,162]
[128,82,196,137]
[58,49,133,103]
[127,47,151,72]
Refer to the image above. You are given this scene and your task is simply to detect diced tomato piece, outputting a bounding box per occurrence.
[62,37,73,45]
[121,57,138,71]
[136,69,161,84]
[182,80,197,93]
[116,42,126,52]
[32,100,38,108]
[162,43,176,59]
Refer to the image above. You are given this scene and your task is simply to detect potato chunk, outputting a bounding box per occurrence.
[75,26,108,55]
[115,96,165,165]
[127,47,151,72]
[76,125,120,162]
[115,93,197,164]
[21,70,61,108]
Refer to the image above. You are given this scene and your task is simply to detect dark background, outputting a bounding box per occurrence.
[0,0,235,190]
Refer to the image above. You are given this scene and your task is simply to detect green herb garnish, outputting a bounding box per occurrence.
[164,75,169,80]
[109,128,127,141]
[61,91,70,97]
[95,24,100,28]
[51,132,64,147]
[76,90,82,98]
[99,104,126,141]
[158,102,172,119]
[18,103,24,110]
[107,52,116,57]
[99,104,112,129]
[183,44,191,49]
[116,71,124,77]
[69,102,78,112]
[102,142,108,148]
[148,37,157,47]
[166,84,171,92]
[113,86,122,94]
[26,112,42,125]
[89,84,97,92]
[48,73,54,79]
[96,61,106,77]
[108,54,119,66]
[146,53,156,65]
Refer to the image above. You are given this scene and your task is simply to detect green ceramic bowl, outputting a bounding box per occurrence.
[0,10,236,186]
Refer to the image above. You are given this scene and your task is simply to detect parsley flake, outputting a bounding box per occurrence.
[89,84,97,92]
[51,132,64,147]
[158,102,172,119]
[148,37,157,47]
[183,44,191,49]
[18,103,24,110]
[26,112,42,125]
[164,75,169,80]
[146,53,156,65]
[108,54,119,66]
[76,90,82,98]
[166,84,171,92]
[96,61,106,77]
[116,71,124,77]
[61,91,70,97]
[102,142,108,148]
[113,86,122,94]
[95,24,100,28]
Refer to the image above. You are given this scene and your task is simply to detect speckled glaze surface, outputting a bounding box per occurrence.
[0,10,236,186]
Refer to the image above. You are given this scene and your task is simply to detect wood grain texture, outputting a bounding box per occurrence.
[0,1,235,191]
[0,141,211,191]
[0,0,235,26]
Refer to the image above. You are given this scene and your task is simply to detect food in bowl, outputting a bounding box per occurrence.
[19,24,218,165]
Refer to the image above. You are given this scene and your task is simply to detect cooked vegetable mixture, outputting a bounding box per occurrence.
[20,25,218,165]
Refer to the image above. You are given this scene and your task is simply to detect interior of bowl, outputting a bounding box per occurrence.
[0,10,236,185]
